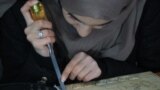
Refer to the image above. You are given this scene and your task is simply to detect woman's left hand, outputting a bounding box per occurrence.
[61,52,101,82]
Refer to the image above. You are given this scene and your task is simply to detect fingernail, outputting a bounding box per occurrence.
[69,75,75,81]
[61,77,66,83]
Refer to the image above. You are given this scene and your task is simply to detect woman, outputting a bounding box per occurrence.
[21,0,145,83]
[0,0,160,85]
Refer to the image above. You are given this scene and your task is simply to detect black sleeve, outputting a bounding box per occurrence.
[94,52,144,80]
[0,1,57,84]
[136,0,160,72]
[86,46,144,81]
[97,59,142,79]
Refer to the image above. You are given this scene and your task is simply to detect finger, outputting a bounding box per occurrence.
[21,0,38,25]
[32,36,56,49]
[32,36,56,57]
[25,20,52,35]
[27,29,55,40]
[76,60,95,81]
[39,29,55,38]
[61,52,87,82]
[83,66,101,82]
[69,56,93,80]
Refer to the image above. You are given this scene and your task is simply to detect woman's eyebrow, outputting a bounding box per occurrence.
[68,13,111,26]
[98,21,112,26]
[68,13,85,24]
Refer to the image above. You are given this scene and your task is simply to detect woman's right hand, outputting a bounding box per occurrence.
[21,0,56,57]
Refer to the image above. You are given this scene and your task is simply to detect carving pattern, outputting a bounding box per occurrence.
[66,72,160,90]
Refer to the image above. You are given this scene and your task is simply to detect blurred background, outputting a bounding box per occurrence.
[0,0,16,17]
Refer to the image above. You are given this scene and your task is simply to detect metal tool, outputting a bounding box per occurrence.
[48,44,66,90]
[30,1,66,90]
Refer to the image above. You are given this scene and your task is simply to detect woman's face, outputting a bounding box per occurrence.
[62,9,109,37]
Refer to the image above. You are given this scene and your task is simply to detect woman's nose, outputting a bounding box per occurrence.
[77,24,92,37]
[81,24,92,31]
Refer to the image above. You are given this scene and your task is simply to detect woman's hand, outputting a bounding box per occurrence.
[21,0,56,57]
[61,52,102,82]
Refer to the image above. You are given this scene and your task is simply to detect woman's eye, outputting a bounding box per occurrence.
[69,15,73,19]
[94,21,112,29]
[94,26,104,29]
[67,14,76,20]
